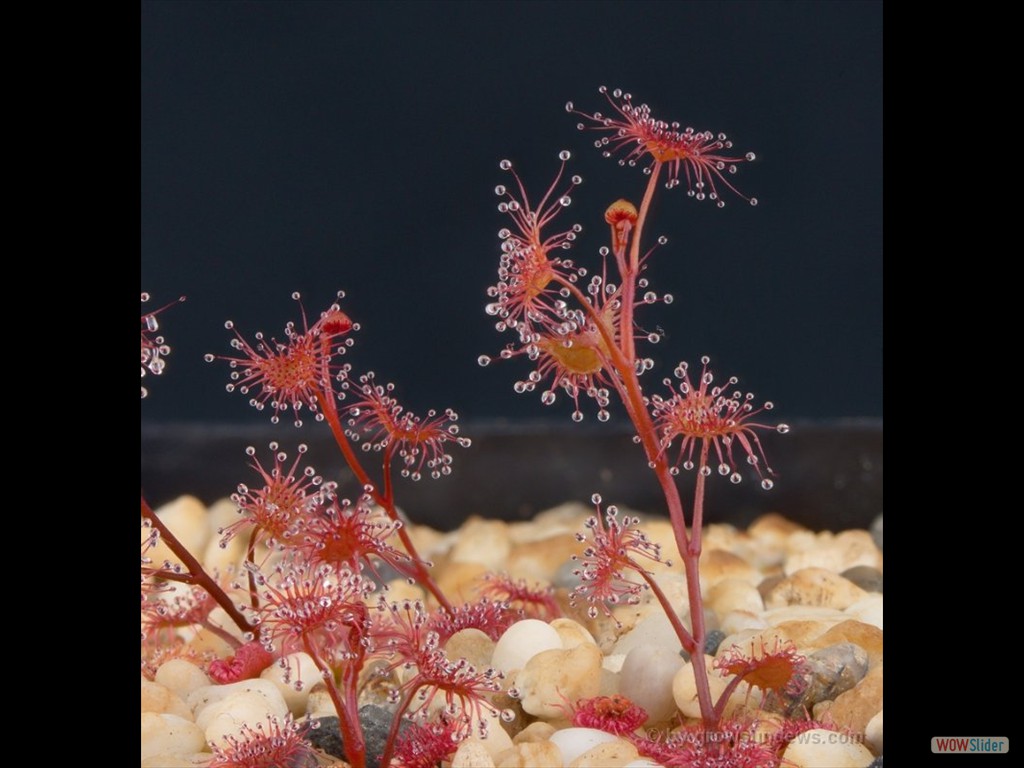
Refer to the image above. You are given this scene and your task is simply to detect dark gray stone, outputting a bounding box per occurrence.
[308,706,409,768]
[870,514,883,550]
[769,642,869,716]
[307,716,344,760]
[553,559,582,590]
[704,629,727,655]
[841,565,883,593]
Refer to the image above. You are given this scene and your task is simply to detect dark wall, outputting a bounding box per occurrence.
[141,0,882,426]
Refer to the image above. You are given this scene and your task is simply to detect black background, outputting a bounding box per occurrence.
[141,0,882,427]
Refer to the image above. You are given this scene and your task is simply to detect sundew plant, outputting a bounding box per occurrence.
[481,86,790,730]
[141,87,822,768]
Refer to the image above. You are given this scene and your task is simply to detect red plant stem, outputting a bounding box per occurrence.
[145,568,245,650]
[551,160,719,724]
[713,675,746,723]
[377,686,419,768]
[555,285,717,723]
[680,548,715,724]
[340,659,365,756]
[550,279,691,554]
[382,448,454,612]
[141,495,257,639]
[617,162,720,726]
[246,529,260,610]
[304,637,366,768]
[313,386,454,612]
[619,164,662,365]
[684,458,717,728]
[629,162,662,276]
[690,443,710,556]
[145,568,244,649]
[314,387,378,496]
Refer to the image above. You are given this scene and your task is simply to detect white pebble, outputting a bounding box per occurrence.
[781,728,875,767]
[260,652,321,715]
[147,496,210,568]
[492,619,563,673]
[613,611,685,657]
[446,628,496,669]
[141,712,205,761]
[601,653,626,673]
[451,738,497,767]
[619,645,685,724]
[202,690,289,749]
[783,530,882,576]
[141,755,211,767]
[499,739,563,766]
[762,605,848,625]
[672,654,755,719]
[707,578,764,617]
[141,755,211,768]
[569,738,639,767]
[141,677,192,719]
[515,643,602,718]
[155,659,211,701]
[718,610,768,636]
[865,709,883,754]
[189,678,287,727]
[764,568,868,610]
[845,594,883,630]
[551,618,596,649]
[549,727,619,765]
[305,685,336,718]
[450,518,511,566]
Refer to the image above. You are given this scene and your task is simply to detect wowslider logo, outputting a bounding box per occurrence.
[932,737,1009,754]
